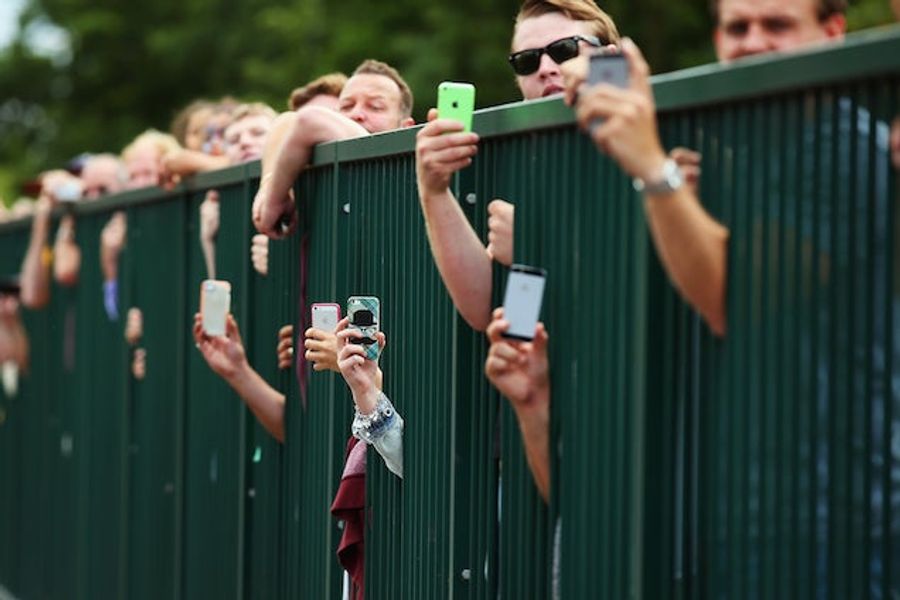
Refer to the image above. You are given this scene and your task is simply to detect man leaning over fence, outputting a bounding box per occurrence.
[565,0,900,596]
[417,0,627,504]
[251,59,415,239]
[416,0,620,333]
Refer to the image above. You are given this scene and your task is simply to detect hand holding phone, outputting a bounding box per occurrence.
[347,296,381,361]
[501,265,547,341]
[200,280,231,336]
[437,82,476,133]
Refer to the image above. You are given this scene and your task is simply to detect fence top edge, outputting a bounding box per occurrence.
[1,24,897,233]
[309,25,900,163]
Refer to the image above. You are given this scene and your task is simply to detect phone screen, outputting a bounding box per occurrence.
[588,53,629,89]
[502,266,546,340]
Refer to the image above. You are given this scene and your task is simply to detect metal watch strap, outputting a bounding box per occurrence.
[632,158,684,196]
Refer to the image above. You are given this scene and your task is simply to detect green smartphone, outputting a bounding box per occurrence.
[437,81,476,132]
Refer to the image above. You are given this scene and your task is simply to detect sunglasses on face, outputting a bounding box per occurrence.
[508,35,602,76]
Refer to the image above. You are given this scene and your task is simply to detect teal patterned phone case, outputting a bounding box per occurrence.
[347,296,381,361]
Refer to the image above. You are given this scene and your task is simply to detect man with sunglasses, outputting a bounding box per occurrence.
[416,0,620,333]
[414,0,620,506]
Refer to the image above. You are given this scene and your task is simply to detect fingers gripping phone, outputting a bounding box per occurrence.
[588,52,629,88]
[347,296,381,361]
[311,303,341,333]
[200,280,231,336]
[501,264,547,341]
[437,82,476,133]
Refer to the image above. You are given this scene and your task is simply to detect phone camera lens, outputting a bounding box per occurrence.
[452,101,459,108]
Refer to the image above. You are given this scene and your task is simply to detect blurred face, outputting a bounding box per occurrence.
[714,0,846,63]
[185,108,213,152]
[225,114,273,164]
[203,111,232,156]
[512,13,595,100]
[304,93,341,111]
[338,73,409,134]
[125,144,162,189]
[81,158,124,199]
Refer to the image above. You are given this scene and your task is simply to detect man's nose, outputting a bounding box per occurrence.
[347,107,366,124]
[738,23,773,57]
[536,52,561,79]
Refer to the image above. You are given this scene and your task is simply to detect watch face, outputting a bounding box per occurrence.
[634,159,683,195]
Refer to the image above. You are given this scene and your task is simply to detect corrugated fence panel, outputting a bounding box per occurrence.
[124,196,186,600]
[0,26,897,600]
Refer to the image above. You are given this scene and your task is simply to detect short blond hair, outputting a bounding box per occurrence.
[515,0,620,45]
[229,102,277,125]
[122,129,181,161]
[351,60,413,118]
[288,73,348,110]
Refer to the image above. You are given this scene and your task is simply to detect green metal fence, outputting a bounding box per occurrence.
[0,26,898,599]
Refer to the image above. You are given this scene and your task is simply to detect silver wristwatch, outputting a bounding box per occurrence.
[632,158,684,196]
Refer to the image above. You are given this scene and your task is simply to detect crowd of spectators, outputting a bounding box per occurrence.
[1,0,899,597]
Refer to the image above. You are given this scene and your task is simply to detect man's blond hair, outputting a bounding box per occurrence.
[122,130,181,161]
[288,73,348,110]
[351,59,413,118]
[229,102,277,125]
[515,0,620,45]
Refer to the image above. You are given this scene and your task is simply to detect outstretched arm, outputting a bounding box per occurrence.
[193,313,285,442]
[415,109,492,330]
[485,308,551,502]
[564,40,728,336]
[335,318,402,477]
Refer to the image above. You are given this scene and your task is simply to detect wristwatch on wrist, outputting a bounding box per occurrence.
[633,158,684,196]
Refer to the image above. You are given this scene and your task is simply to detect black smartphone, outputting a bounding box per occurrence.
[501,264,547,341]
[588,52,629,89]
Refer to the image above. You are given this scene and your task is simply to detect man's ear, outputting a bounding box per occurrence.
[400,116,416,128]
[822,14,846,39]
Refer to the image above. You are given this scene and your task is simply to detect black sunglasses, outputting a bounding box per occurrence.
[508,35,602,76]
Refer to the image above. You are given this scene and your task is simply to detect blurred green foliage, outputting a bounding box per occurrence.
[0,0,895,205]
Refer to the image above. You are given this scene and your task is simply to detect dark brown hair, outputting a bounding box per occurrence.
[288,72,348,110]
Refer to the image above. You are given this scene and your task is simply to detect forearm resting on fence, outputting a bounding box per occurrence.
[643,189,729,336]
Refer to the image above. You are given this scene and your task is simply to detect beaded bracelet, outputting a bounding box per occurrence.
[351,392,397,444]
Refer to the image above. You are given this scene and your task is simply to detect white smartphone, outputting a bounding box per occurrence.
[501,264,547,341]
[200,280,231,336]
[54,180,83,203]
[311,303,341,333]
